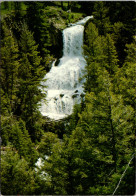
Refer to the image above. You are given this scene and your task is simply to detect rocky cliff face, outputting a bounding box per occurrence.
[48,16,93,60]
[49,24,63,59]
[46,7,85,60]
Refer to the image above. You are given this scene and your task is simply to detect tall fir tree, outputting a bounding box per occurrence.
[1,148,36,195]
[102,33,119,76]
[16,22,46,141]
[26,2,51,65]
[114,37,136,109]
[1,22,20,114]
[93,1,111,35]
[83,22,103,93]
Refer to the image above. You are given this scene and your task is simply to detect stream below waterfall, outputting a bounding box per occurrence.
[40,16,92,120]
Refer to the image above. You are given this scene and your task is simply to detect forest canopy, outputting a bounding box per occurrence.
[0,1,136,195]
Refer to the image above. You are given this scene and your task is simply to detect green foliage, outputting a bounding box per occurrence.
[26,2,51,64]
[83,22,102,93]
[93,1,111,35]
[68,103,82,131]
[1,2,135,195]
[1,148,36,195]
[15,22,46,141]
[84,23,119,93]
[63,129,97,194]
[38,132,60,156]
[102,34,119,76]
[108,1,136,65]
[36,141,67,194]
[111,162,135,195]
[1,22,20,113]
[1,117,38,165]
[115,37,136,109]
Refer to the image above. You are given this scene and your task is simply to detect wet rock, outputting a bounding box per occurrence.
[72,93,79,99]
[60,94,64,98]
[55,59,60,66]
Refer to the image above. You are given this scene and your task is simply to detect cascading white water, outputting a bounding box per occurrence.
[40,16,92,120]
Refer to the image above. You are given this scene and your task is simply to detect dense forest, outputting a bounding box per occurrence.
[0,1,136,195]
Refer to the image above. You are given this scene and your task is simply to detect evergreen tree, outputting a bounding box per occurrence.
[1,148,36,195]
[80,70,117,169]
[1,2,135,195]
[38,132,60,156]
[93,1,111,35]
[36,138,68,195]
[1,116,38,166]
[84,24,119,94]
[83,22,103,93]
[72,69,134,194]
[78,1,95,15]
[102,34,119,76]
[16,22,46,141]
[13,1,22,11]
[2,1,9,10]
[115,37,136,109]
[39,66,135,194]
[1,22,20,113]
[26,2,51,65]
[107,1,136,65]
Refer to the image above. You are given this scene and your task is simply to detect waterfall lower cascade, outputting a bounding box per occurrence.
[40,16,93,120]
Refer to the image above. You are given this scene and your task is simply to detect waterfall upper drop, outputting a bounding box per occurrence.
[40,16,92,120]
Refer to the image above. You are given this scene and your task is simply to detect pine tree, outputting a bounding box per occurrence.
[16,22,46,141]
[38,132,60,156]
[2,1,9,10]
[1,148,36,195]
[26,2,51,65]
[114,37,136,109]
[68,30,134,193]
[102,34,119,76]
[74,68,134,194]
[83,22,103,93]
[107,1,136,65]
[1,116,38,166]
[93,1,111,35]
[37,137,68,195]
[1,22,20,113]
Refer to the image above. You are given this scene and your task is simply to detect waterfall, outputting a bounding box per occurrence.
[40,16,92,120]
